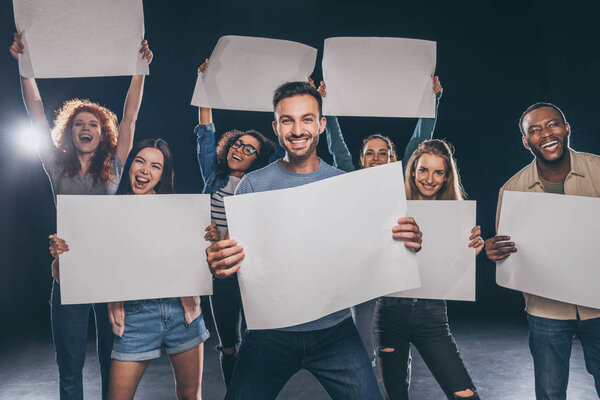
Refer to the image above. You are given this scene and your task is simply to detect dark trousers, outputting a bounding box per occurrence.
[210,274,246,387]
[373,297,478,400]
[528,314,600,400]
[226,318,382,400]
[50,280,113,400]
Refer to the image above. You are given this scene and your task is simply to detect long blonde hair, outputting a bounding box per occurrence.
[404,139,465,200]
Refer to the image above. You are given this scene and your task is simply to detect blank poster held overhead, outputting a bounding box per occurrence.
[322,37,437,118]
[496,191,600,309]
[191,36,318,112]
[13,0,148,78]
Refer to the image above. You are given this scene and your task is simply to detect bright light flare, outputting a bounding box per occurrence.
[15,123,45,155]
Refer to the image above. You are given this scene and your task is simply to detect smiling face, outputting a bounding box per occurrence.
[272,94,325,160]
[71,111,102,154]
[360,138,392,168]
[227,134,261,176]
[522,106,570,163]
[413,153,447,200]
[128,147,164,195]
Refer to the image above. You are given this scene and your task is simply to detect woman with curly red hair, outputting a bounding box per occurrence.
[10,33,152,399]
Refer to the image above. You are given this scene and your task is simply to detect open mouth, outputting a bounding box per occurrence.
[79,134,93,143]
[231,154,243,162]
[133,175,150,190]
[288,137,309,149]
[540,140,559,151]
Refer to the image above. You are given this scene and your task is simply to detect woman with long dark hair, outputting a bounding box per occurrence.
[51,139,209,400]
[373,139,484,400]
[195,60,276,387]
[11,32,152,399]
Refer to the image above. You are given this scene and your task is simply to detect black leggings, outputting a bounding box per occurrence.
[373,297,479,400]
[209,274,246,387]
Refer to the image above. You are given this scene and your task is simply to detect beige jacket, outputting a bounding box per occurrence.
[496,149,600,320]
[108,296,202,337]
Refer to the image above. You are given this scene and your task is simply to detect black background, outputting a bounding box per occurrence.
[1,0,598,330]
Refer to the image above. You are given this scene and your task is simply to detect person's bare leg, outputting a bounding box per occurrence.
[169,344,204,400]
[106,360,151,400]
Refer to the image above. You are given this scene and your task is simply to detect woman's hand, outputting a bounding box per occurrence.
[198,58,209,74]
[468,225,485,255]
[49,234,69,258]
[308,77,326,98]
[140,39,153,64]
[9,32,24,61]
[432,76,443,94]
[204,221,220,243]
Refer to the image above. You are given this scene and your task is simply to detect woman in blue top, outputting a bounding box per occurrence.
[12,33,152,399]
[195,61,276,387]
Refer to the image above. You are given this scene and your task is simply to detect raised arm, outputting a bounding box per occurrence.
[401,76,444,165]
[11,33,53,165]
[115,40,153,164]
[311,79,355,172]
[194,59,218,185]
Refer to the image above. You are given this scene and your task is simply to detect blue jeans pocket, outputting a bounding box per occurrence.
[124,300,144,315]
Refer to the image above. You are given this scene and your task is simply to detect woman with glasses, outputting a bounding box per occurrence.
[194,60,276,387]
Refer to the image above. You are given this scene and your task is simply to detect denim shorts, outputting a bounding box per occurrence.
[111,297,210,361]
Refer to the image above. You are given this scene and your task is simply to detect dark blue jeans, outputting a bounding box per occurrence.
[51,280,113,400]
[210,274,246,387]
[373,297,478,400]
[225,317,382,399]
[528,314,600,400]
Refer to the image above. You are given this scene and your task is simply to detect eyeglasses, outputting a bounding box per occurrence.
[231,140,258,156]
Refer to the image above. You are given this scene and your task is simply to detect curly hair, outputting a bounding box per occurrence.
[214,129,276,179]
[50,99,119,186]
[405,139,466,200]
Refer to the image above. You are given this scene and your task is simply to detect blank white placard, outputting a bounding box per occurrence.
[390,200,476,301]
[57,194,212,304]
[191,35,317,112]
[13,0,148,78]
[497,191,600,309]
[224,162,421,330]
[322,37,436,118]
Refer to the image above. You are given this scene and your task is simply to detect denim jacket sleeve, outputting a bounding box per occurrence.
[269,143,286,164]
[402,91,443,167]
[325,116,355,172]
[194,123,217,185]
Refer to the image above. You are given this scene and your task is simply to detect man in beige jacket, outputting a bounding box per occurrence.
[485,102,600,400]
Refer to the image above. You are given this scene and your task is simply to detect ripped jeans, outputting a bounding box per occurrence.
[372,297,478,400]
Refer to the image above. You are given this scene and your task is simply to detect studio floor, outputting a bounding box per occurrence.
[0,305,597,400]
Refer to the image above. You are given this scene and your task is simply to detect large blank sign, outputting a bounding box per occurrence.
[322,37,436,118]
[13,0,148,78]
[225,162,421,330]
[391,201,476,301]
[57,195,213,304]
[191,36,317,112]
[497,191,600,309]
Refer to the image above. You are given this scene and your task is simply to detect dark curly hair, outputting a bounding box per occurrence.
[50,98,119,186]
[214,129,275,179]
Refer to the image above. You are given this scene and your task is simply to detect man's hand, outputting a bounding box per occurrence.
[393,217,422,252]
[484,235,517,261]
[206,239,245,278]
